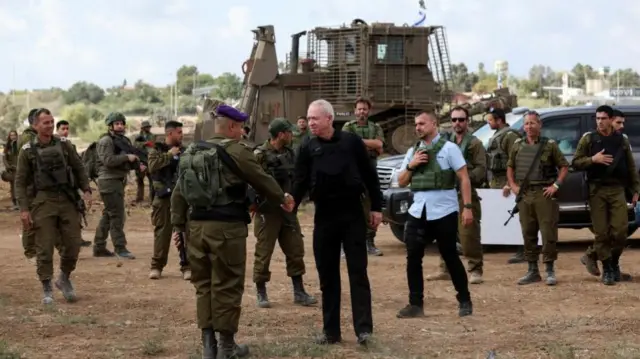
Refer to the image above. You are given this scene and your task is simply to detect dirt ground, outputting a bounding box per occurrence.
[2,181,640,359]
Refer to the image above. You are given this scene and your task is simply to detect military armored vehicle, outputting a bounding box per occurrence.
[197,19,517,153]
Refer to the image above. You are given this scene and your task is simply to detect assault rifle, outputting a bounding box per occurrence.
[112,135,150,164]
[177,231,188,267]
[503,138,548,226]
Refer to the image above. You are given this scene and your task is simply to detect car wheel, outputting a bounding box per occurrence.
[390,223,405,243]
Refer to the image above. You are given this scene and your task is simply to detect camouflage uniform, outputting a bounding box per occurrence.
[134,120,155,202]
[572,131,640,285]
[487,125,524,263]
[92,113,137,259]
[342,119,385,256]
[428,133,486,283]
[171,110,288,358]
[15,135,91,304]
[507,137,569,285]
[292,128,310,149]
[252,119,316,308]
[17,126,38,260]
[2,139,19,207]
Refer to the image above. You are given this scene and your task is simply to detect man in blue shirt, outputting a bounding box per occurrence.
[395,111,474,318]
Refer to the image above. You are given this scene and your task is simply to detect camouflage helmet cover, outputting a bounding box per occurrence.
[105,112,126,126]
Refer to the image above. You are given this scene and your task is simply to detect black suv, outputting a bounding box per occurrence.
[379,105,640,242]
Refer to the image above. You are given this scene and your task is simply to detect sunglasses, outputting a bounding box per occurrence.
[451,117,467,122]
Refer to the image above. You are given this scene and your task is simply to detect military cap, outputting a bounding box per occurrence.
[105,112,127,125]
[214,105,248,122]
[140,120,151,128]
[268,118,295,137]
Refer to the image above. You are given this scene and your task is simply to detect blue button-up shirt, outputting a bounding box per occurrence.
[400,134,467,221]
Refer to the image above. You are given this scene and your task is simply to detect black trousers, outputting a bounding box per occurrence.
[404,209,470,306]
[312,202,373,339]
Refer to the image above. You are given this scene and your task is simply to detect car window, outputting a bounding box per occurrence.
[541,116,582,155]
[588,114,640,151]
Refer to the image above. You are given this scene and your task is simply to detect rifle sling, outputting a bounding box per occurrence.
[518,138,548,196]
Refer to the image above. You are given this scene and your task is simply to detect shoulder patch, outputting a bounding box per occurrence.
[253,149,262,156]
[22,143,30,150]
[59,136,67,142]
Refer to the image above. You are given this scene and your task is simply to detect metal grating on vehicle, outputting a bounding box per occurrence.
[377,166,394,190]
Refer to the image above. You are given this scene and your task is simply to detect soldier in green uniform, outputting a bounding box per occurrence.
[486,107,524,263]
[171,105,294,359]
[92,112,140,259]
[134,120,156,203]
[341,97,385,256]
[572,105,640,285]
[3,130,19,210]
[426,106,486,284]
[252,118,316,308]
[506,111,569,285]
[148,121,191,280]
[17,108,40,263]
[14,108,92,304]
[291,116,310,149]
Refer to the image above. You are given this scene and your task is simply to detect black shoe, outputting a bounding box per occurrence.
[313,333,341,345]
[201,328,216,359]
[366,239,383,256]
[80,240,92,247]
[517,262,542,285]
[93,247,115,257]
[256,282,270,308]
[396,304,424,318]
[458,301,473,317]
[292,276,317,306]
[357,332,371,346]
[580,254,600,276]
[115,249,136,259]
[601,259,615,286]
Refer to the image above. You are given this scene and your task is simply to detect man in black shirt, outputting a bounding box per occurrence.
[292,99,383,347]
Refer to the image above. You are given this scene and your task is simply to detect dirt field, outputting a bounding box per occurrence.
[1,182,640,359]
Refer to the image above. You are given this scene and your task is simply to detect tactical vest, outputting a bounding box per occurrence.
[28,138,71,191]
[102,133,136,171]
[258,142,295,193]
[449,132,482,188]
[513,137,557,183]
[150,142,183,198]
[487,127,519,173]
[345,120,379,160]
[409,136,457,191]
[586,132,628,184]
[307,135,364,201]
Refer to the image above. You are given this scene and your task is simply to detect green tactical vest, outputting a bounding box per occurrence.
[177,138,242,209]
[513,138,546,182]
[345,120,379,160]
[449,132,481,189]
[27,138,71,191]
[487,127,520,173]
[409,136,457,191]
[257,141,295,193]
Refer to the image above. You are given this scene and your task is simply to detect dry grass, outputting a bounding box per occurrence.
[0,179,640,358]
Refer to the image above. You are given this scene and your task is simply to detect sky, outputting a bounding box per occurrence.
[1,0,639,92]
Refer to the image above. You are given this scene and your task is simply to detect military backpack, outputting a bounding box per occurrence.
[81,142,99,181]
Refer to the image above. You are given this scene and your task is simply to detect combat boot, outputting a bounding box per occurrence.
[201,328,217,359]
[80,240,92,247]
[149,269,161,280]
[115,248,136,259]
[507,246,526,264]
[611,251,632,282]
[366,238,383,256]
[517,261,542,285]
[41,280,54,305]
[601,259,615,286]
[255,282,270,308]
[580,254,600,276]
[544,261,557,286]
[93,247,115,257]
[217,332,249,359]
[292,275,317,306]
[55,272,77,302]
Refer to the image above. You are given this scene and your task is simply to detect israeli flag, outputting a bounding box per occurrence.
[413,0,426,26]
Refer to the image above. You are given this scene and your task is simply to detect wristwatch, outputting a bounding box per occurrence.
[406,164,415,172]
[463,203,473,209]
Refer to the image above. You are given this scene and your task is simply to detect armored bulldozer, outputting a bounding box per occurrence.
[199,19,517,153]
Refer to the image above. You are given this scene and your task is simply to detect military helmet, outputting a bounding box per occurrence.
[140,120,151,128]
[105,112,126,126]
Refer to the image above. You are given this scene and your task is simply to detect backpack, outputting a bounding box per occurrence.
[177,140,232,209]
[81,142,99,181]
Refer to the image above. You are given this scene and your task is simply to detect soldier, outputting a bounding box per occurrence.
[572,105,640,285]
[3,130,19,210]
[241,126,251,140]
[134,120,155,203]
[291,116,310,149]
[171,105,294,359]
[486,107,524,264]
[426,106,486,284]
[18,108,40,263]
[506,111,569,285]
[148,121,191,280]
[341,97,385,256]
[92,112,140,259]
[612,109,625,133]
[14,108,92,304]
[252,118,316,308]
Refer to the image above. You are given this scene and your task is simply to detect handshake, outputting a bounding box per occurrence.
[280,193,295,212]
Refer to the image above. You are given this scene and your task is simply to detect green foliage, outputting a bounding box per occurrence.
[0,97,22,139]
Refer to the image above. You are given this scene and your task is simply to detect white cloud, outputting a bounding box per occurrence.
[213,6,251,40]
[0,9,27,36]
[163,0,190,15]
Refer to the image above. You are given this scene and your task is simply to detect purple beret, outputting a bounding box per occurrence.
[215,105,249,122]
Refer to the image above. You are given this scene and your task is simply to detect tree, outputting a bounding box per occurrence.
[63,81,105,104]
[212,73,243,100]
[450,63,478,92]
[176,65,199,95]
[0,98,22,138]
[60,103,104,133]
[570,63,597,89]
[134,80,162,103]
[472,74,498,94]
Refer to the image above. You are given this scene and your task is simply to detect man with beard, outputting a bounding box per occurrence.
[341,97,385,256]
[395,111,474,318]
[573,105,640,285]
[148,121,191,280]
[252,118,316,308]
[92,112,141,259]
[485,107,524,264]
[612,109,625,133]
[292,99,382,346]
[292,116,310,150]
[426,106,486,284]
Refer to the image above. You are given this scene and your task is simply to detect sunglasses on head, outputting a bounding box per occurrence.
[524,110,540,116]
[451,117,467,123]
